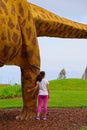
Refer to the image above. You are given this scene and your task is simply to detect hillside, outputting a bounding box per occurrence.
[49,78,87,91]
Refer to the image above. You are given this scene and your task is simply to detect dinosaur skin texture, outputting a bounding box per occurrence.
[0,0,87,120]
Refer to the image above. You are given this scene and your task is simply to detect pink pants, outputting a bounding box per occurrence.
[37,95,48,114]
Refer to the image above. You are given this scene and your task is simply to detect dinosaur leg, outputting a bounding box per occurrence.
[16,36,40,120]
[16,65,40,120]
[16,34,40,120]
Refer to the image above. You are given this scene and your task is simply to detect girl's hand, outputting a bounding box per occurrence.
[27,85,38,97]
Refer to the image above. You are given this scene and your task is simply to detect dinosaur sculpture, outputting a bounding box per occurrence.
[0,0,87,120]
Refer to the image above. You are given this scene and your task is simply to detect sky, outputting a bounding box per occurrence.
[0,0,87,84]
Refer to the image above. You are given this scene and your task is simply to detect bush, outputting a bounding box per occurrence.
[0,85,22,99]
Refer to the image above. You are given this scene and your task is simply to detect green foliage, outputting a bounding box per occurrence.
[0,85,22,99]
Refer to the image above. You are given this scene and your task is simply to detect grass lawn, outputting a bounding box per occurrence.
[0,78,87,108]
[48,90,87,108]
[1,90,87,108]
[0,98,23,108]
[80,127,87,130]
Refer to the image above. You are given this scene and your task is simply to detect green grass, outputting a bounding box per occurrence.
[80,127,87,130]
[0,78,87,108]
[48,90,87,107]
[50,78,87,91]
[0,98,23,108]
[0,85,22,99]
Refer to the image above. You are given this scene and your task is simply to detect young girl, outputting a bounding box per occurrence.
[36,71,50,120]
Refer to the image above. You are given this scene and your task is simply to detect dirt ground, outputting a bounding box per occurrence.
[0,108,87,130]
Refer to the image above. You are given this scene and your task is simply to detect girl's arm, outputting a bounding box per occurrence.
[27,84,39,96]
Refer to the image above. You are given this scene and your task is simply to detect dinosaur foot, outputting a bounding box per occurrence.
[16,107,36,120]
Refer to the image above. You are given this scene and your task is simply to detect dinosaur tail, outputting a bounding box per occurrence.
[30,3,87,38]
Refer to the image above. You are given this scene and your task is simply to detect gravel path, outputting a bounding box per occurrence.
[0,108,87,130]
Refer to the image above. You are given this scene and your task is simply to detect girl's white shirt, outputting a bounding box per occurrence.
[37,78,49,95]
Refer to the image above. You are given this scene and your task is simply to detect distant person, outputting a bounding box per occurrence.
[36,71,50,120]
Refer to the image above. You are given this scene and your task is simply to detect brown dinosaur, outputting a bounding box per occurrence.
[0,0,87,120]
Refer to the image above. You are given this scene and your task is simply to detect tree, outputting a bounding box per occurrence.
[82,66,87,80]
[57,68,66,79]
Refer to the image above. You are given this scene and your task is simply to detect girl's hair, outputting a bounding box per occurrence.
[36,71,45,82]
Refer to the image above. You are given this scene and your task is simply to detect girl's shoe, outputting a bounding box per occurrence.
[36,116,40,120]
[43,117,47,120]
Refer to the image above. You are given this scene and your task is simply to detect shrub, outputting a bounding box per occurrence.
[0,85,22,99]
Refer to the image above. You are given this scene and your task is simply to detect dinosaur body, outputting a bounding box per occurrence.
[0,0,87,120]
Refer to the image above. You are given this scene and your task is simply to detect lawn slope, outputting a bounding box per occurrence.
[0,79,87,108]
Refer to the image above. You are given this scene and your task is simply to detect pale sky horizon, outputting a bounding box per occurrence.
[0,0,87,84]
